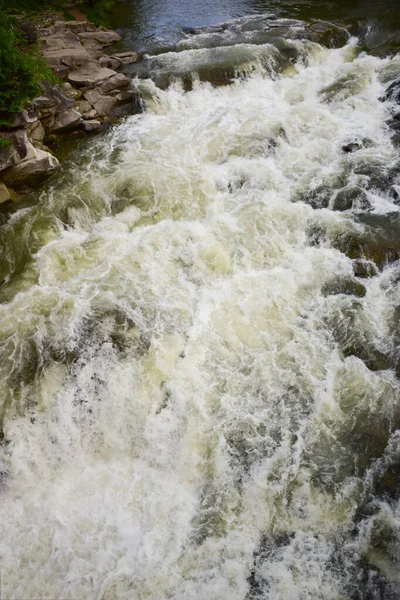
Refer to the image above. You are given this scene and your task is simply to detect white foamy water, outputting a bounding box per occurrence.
[1,35,400,600]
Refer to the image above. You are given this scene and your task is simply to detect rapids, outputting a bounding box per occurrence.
[1,14,400,600]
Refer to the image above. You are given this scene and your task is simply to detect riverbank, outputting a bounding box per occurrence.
[0,15,142,204]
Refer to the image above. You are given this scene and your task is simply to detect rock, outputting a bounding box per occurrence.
[78,30,121,47]
[331,186,371,211]
[58,21,96,33]
[48,109,82,133]
[0,182,11,204]
[28,120,46,142]
[0,142,21,172]
[81,120,101,132]
[115,90,138,104]
[2,143,60,187]
[84,89,101,106]
[353,259,378,278]
[382,77,400,103]
[74,99,92,114]
[113,51,141,66]
[52,65,70,80]
[83,108,99,119]
[93,96,117,117]
[322,277,367,298]
[61,82,82,100]
[99,56,122,71]
[7,109,38,129]
[68,66,117,87]
[39,30,81,51]
[43,47,92,69]
[99,73,130,94]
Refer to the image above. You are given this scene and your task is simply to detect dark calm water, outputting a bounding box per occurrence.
[110,0,400,49]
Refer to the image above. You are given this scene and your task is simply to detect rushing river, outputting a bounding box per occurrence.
[1,3,400,600]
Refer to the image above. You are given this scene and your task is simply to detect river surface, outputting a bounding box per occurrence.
[1,2,400,599]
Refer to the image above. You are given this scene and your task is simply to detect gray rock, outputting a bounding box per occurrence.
[0,182,11,204]
[61,82,82,100]
[68,66,117,87]
[99,56,122,71]
[43,47,92,69]
[81,120,101,132]
[8,109,38,129]
[49,109,83,133]
[74,99,92,114]
[84,89,101,106]
[82,109,99,119]
[93,96,117,117]
[28,120,46,142]
[78,30,121,47]
[3,143,60,187]
[100,73,130,94]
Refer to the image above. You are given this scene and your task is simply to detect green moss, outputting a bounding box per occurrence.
[0,138,12,149]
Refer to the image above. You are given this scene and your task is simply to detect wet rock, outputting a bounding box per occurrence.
[382,77,400,103]
[333,212,400,268]
[353,259,378,278]
[322,277,367,298]
[331,186,371,212]
[68,66,117,87]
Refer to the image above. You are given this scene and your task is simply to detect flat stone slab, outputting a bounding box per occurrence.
[68,66,117,87]
[78,31,121,46]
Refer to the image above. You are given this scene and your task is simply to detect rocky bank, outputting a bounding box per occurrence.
[0,18,142,203]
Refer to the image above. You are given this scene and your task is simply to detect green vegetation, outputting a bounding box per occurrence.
[0,138,12,149]
[0,10,57,117]
[2,0,120,27]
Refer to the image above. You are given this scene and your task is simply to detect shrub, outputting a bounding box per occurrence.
[0,10,56,117]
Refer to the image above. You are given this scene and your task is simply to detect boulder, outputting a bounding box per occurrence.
[100,73,130,94]
[74,99,92,114]
[83,89,101,106]
[0,183,11,204]
[28,120,46,142]
[3,142,60,187]
[61,82,82,100]
[78,30,121,47]
[68,66,117,87]
[113,51,140,65]
[0,143,21,172]
[81,120,101,132]
[99,56,122,71]
[43,47,92,69]
[48,109,82,133]
[93,96,117,117]
[82,109,99,119]
[39,30,81,51]
[7,109,38,129]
